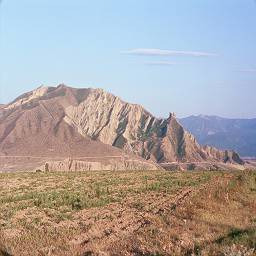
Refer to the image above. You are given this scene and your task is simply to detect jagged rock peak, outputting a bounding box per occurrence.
[1,84,244,168]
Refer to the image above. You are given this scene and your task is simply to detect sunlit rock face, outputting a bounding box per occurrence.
[0,84,243,172]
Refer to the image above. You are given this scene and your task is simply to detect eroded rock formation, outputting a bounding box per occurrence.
[0,84,244,171]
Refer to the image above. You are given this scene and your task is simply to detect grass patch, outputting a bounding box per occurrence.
[215,228,256,248]
[0,170,254,256]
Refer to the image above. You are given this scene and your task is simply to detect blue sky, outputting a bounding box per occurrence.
[0,0,256,118]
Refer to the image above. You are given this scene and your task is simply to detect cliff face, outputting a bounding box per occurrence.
[63,86,243,164]
[0,85,244,171]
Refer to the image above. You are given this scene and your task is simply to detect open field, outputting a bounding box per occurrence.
[0,170,255,256]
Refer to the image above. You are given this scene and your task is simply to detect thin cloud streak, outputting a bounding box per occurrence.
[238,68,256,73]
[122,48,218,57]
[145,61,180,66]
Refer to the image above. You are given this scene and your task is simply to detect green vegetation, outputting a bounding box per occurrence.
[0,170,213,223]
[0,170,255,256]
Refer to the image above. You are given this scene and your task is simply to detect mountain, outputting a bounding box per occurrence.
[0,85,244,171]
[0,86,158,171]
[180,115,256,157]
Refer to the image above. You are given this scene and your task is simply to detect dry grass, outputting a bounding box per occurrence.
[0,170,255,256]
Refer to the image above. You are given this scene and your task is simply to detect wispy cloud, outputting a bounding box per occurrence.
[238,68,256,73]
[145,61,181,66]
[122,48,218,57]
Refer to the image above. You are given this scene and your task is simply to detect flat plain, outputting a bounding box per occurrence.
[0,170,255,256]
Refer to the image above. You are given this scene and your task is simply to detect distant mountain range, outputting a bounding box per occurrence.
[180,115,256,157]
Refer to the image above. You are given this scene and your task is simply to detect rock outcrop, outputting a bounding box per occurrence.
[63,87,243,164]
[41,157,159,172]
[0,84,244,171]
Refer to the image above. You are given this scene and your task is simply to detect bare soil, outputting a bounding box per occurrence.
[0,170,255,256]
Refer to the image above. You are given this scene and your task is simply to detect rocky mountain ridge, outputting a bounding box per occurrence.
[61,86,243,164]
[0,85,244,171]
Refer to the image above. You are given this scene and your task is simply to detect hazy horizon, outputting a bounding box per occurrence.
[1,0,256,119]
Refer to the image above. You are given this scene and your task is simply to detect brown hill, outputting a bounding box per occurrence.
[0,85,159,171]
[0,85,244,171]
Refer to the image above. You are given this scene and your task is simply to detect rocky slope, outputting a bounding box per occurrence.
[63,86,243,165]
[0,85,159,171]
[0,85,244,171]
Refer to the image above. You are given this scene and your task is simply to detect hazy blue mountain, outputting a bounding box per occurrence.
[179,115,256,157]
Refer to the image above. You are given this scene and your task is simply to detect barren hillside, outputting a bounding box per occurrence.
[0,85,244,171]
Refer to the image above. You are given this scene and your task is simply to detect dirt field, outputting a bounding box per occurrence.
[0,170,255,256]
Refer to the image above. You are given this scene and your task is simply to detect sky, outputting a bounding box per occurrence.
[0,0,256,118]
